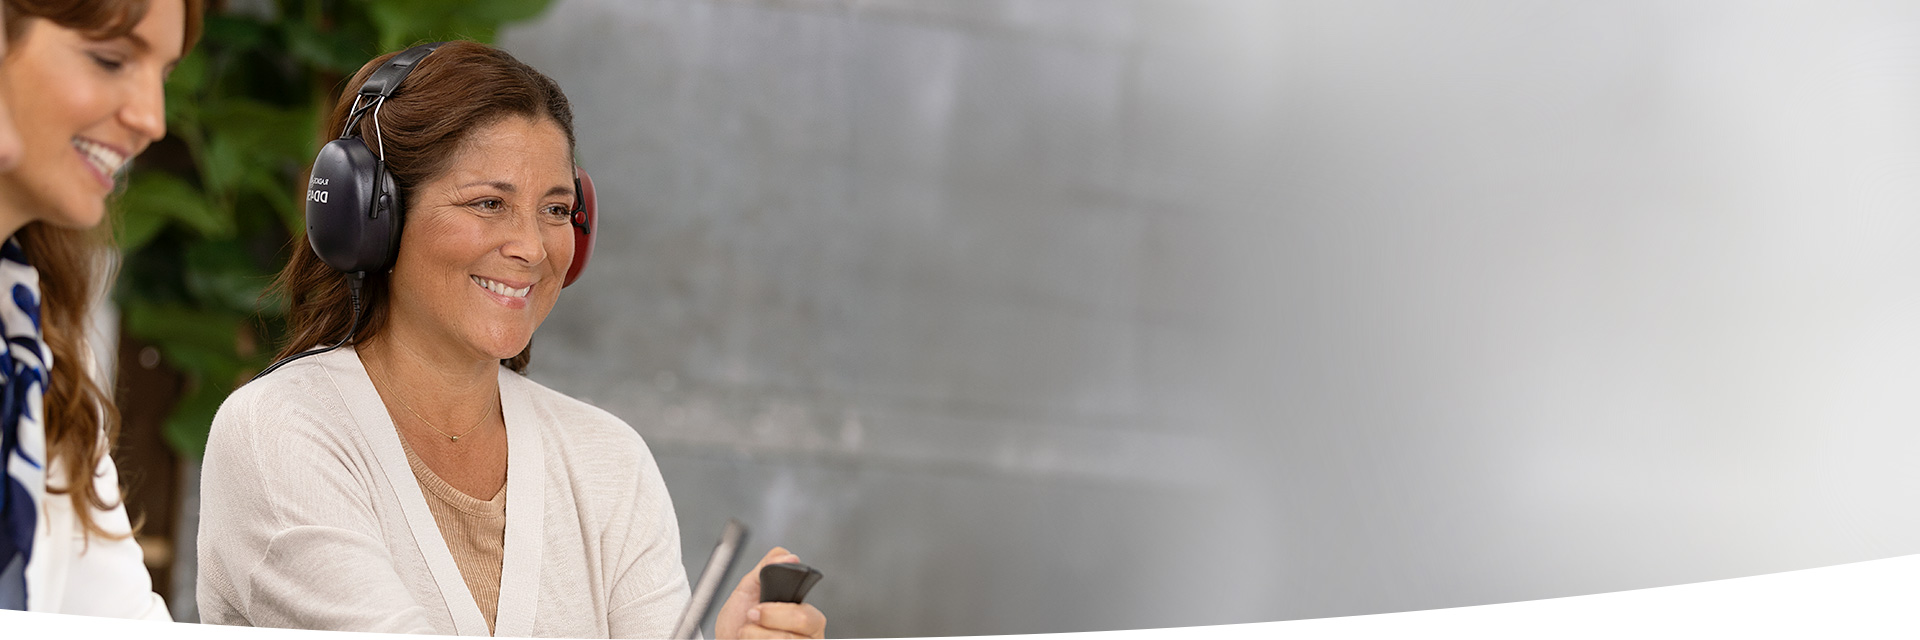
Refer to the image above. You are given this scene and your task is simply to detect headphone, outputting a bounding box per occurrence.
[254,42,597,382]
[307,41,598,283]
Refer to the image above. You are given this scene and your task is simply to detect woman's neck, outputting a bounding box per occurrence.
[356,321,511,498]
[0,172,47,242]
[355,332,502,429]
[0,196,33,242]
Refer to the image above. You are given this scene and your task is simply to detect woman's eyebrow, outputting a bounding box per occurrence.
[122,31,151,53]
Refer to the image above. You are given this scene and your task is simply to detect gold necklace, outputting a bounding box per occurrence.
[369,365,495,443]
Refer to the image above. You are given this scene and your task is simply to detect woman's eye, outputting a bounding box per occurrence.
[471,198,504,212]
[542,204,573,220]
[89,52,126,72]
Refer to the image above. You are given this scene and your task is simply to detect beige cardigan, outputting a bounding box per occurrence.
[196,347,690,637]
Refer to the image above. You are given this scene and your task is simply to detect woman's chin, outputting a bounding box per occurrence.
[470,309,552,361]
[475,334,535,362]
[13,189,107,231]
[45,199,107,230]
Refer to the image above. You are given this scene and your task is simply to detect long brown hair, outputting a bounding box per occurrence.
[3,0,204,538]
[271,41,575,374]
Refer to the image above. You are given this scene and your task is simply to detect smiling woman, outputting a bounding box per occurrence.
[0,0,202,617]
[196,41,825,639]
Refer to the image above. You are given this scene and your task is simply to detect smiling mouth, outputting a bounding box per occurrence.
[72,137,128,179]
[472,275,531,298]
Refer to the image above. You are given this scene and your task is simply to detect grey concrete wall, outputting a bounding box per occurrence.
[503,2,1235,636]
[504,0,1920,636]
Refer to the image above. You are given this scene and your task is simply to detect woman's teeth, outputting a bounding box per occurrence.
[472,275,530,298]
[72,138,126,178]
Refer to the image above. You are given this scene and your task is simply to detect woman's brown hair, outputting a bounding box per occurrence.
[271,41,576,374]
[3,0,205,539]
[3,0,202,48]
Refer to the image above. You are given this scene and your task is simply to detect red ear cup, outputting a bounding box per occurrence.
[564,167,597,288]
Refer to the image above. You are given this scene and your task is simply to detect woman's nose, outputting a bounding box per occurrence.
[498,211,548,266]
[0,97,22,173]
[121,67,168,147]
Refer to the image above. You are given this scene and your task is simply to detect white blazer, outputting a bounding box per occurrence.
[24,441,170,619]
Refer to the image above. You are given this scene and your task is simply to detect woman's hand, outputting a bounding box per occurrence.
[714,547,828,639]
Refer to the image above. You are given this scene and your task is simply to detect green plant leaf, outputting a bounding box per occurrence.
[116,173,227,240]
[194,99,306,216]
[202,13,271,51]
[165,50,210,128]
[162,380,229,461]
[196,133,245,212]
[122,301,243,356]
[184,240,274,312]
[285,18,379,73]
[202,98,313,159]
[361,0,554,49]
[244,169,306,235]
[113,189,172,252]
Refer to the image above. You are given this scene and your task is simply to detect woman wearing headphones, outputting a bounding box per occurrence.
[0,0,199,616]
[197,41,826,638]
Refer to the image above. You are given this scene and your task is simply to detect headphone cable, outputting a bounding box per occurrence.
[247,271,367,383]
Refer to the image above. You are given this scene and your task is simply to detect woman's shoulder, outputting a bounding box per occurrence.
[503,372,655,456]
[211,348,363,443]
[222,353,337,411]
[503,373,676,526]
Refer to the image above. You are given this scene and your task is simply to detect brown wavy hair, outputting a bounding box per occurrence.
[270,41,576,374]
[3,0,204,538]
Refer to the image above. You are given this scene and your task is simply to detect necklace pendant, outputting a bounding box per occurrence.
[450,435,460,443]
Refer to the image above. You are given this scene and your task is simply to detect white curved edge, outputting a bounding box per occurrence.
[0,611,443,640]
[4,553,1917,638]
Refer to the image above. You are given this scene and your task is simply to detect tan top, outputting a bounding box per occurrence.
[400,434,507,635]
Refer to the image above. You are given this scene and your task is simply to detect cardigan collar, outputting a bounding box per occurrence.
[320,347,547,637]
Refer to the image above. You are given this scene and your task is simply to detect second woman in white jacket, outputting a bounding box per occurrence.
[0,0,200,617]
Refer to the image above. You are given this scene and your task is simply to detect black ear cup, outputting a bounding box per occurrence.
[375,168,400,265]
[304,41,443,276]
[307,137,402,274]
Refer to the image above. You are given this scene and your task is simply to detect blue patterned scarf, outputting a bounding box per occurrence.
[0,238,47,610]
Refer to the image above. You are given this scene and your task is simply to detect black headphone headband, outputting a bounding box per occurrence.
[338,42,445,144]
[358,43,442,100]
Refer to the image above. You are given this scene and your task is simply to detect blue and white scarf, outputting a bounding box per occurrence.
[0,238,48,610]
